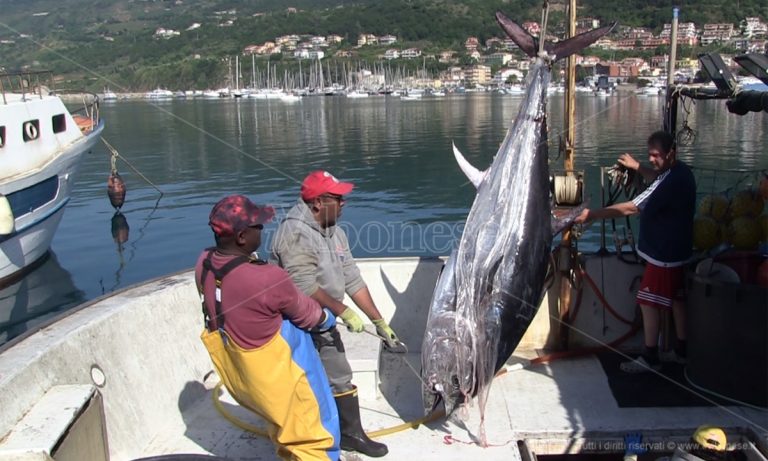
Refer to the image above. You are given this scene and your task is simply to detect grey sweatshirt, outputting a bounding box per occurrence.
[270,200,366,302]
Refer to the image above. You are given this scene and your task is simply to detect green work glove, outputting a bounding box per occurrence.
[373,319,405,352]
[339,307,364,333]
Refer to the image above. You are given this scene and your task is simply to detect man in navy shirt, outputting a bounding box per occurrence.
[575,131,696,373]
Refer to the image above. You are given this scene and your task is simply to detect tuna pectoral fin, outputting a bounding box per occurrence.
[551,203,587,236]
[496,11,617,61]
[452,142,486,189]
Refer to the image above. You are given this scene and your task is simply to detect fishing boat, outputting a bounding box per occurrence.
[279,93,301,103]
[0,70,104,285]
[144,88,174,99]
[345,90,369,98]
[0,252,765,460]
[1,10,767,461]
[201,90,221,99]
[400,92,423,101]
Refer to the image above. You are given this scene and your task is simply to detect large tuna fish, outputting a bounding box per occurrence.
[421,12,616,423]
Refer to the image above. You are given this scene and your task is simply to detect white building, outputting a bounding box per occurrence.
[485,52,513,66]
[384,49,400,60]
[494,68,525,85]
[308,50,324,60]
[733,38,767,53]
[379,35,397,45]
[594,37,617,50]
[660,22,697,39]
[401,48,422,59]
[154,28,180,39]
[438,50,456,63]
[742,17,767,37]
[310,36,327,46]
[502,38,518,51]
[701,23,734,46]
[357,34,378,46]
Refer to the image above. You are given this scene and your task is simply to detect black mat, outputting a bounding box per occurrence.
[597,352,730,408]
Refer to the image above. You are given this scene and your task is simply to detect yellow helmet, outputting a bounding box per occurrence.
[692,425,727,452]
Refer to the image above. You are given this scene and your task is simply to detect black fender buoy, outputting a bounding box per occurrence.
[107,172,126,209]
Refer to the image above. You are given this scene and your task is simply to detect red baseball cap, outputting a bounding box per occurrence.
[208,195,275,237]
[300,170,354,201]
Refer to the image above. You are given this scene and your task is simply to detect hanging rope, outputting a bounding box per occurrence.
[101,137,163,196]
[109,144,118,175]
[677,95,697,146]
[538,1,550,57]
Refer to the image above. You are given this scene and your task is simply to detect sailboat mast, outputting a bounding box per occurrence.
[251,55,256,89]
[564,0,576,172]
[557,0,578,349]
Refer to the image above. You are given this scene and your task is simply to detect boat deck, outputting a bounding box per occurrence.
[143,349,768,460]
[1,264,765,461]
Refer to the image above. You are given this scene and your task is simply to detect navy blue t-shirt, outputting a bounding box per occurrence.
[631,161,696,266]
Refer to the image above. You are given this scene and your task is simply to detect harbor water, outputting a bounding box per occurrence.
[2,92,766,344]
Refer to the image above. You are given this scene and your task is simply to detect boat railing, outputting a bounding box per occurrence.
[53,90,101,134]
[0,70,100,134]
[0,70,56,105]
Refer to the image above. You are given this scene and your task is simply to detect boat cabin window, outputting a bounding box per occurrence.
[0,126,5,148]
[5,176,59,218]
[52,114,66,133]
[22,120,40,142]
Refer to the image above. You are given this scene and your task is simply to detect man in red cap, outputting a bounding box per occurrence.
[271,171,401,458]
[196,194,341,461]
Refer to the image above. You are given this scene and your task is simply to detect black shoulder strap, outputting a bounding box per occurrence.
[198,249,215,328]
[198,249,253,331]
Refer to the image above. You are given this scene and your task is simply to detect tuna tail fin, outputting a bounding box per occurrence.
[495,12,539,58]
[452,142,486,189]
[496,11,617,61]
[548,22,618,61]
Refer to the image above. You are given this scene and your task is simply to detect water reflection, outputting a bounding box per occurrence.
[0,252,85,344]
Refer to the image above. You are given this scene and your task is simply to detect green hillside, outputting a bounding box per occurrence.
[0,0,764,91]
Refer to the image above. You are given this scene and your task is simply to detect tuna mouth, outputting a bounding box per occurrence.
[423,375,466,415]
[424,389,443,413]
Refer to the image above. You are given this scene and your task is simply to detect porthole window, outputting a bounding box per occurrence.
[52,114,66,133]
[22,120,40,142]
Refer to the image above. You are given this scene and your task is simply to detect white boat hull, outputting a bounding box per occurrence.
[0,201,66,282]
[0,93,104,282]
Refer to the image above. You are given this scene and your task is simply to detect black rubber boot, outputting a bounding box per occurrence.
[335,388,388,458]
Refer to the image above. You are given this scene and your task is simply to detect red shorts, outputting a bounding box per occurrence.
[636,263,685,309]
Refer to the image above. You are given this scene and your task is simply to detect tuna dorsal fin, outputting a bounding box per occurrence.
[496,11,617,61]
[452,142,485,189]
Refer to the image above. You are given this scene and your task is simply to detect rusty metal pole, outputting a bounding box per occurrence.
[557,0,578,349]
